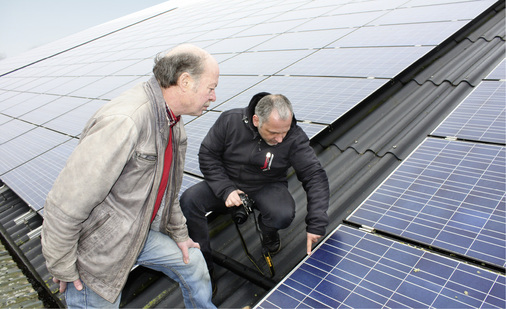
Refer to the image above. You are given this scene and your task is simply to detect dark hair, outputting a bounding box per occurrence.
[255,94,293,127]
[153,49,205,88]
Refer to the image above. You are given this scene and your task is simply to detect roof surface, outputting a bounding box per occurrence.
[0,0,504,308]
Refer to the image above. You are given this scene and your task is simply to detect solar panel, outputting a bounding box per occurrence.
[183,111,222,176]
[374,0,496,25]
[431,81,505,144]
[292,11,386,31]
[1,138,78,211]
[347,138,505,268]
[256,224,505,309]
[43,100,108,137]
[331,21,469,47]
[1,93,58,118]
[252,29,355,51]
[0,0,499,227]
[0,119,37,144]
[69,76,148,99]
[19,96,94,127]
[296,122,328,140]
[216,75,387,125]
[218,49,315,76]
[0,127,72,176]
[279,46,434,79]
[485,59,506,80]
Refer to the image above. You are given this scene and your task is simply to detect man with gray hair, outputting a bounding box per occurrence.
[41,44,218,308]
[181,92,329,295]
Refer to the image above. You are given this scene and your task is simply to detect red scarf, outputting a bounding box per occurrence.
[151,107,179,223]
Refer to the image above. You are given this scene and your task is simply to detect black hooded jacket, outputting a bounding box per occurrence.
[199,92,329,235]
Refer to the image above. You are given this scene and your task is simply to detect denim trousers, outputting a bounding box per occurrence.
[65,229,215,309]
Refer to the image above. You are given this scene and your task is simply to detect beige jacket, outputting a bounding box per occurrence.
[41,77,188,303]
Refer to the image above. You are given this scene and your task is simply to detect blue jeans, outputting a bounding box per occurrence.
[65,230,215,309]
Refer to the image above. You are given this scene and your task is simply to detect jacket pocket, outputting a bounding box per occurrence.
[136,152,157,162]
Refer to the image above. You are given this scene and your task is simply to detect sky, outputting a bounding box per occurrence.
[0,0,169,60]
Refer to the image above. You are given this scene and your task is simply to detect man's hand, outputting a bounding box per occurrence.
[225,189,245,207]
[177,238,201,264]
[306,232,322,256]
[52,277,83,293]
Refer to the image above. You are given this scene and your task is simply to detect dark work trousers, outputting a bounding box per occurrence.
[180,181,296,271]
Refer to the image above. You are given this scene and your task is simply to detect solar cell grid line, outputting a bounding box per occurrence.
[255,224,505,309]
[431,81,506,145]
[346,138,506,268]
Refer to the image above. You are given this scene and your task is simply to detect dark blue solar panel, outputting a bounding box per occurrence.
[347,138,505,268]
[432,81,505,144]
[255,225,505,309]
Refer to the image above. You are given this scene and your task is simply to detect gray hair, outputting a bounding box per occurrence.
[153,44,208,88]
[255,94,293,127]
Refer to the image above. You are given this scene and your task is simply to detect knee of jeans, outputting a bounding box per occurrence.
[189,249,210,278]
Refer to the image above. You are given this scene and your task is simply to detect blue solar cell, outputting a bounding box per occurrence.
[347,138,506,267]
[255,225,505,309]
[432,81,505,144]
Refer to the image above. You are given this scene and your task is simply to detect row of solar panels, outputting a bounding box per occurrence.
[0,0,496,213]
[256,60,505,308]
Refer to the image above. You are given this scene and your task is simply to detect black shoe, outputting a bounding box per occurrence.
[262,231,281,255]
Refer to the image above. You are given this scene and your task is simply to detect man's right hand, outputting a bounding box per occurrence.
[53,277,83,293]
[225,189,245,207]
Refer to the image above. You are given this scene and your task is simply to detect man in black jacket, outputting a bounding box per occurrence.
[181,92,329,288]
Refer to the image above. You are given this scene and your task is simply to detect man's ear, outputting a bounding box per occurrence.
[252,114,259,128]
[178,72,192,91]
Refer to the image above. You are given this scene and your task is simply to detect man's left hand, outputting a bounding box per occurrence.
[177,238,201,264]
[306,232,322,256]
